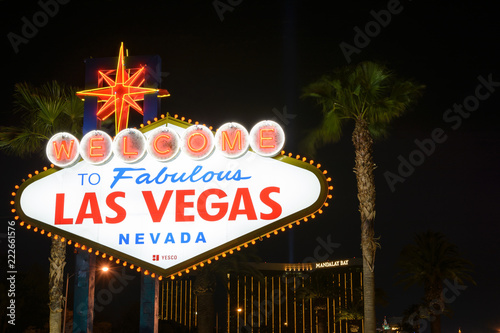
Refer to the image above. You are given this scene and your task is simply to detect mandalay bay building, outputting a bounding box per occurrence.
[159,257,363,332]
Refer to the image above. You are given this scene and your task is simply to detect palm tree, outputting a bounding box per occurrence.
[192,249,262,333]
[336,302,364,333]
[296,269,341,333]
[302,61,424,332]
[0,81,83,332]
[401,303,425,333]
[397,231,475,333]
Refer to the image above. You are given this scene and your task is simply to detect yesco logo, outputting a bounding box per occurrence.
[46,121,285,168]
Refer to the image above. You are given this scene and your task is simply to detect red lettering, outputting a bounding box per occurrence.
[187,132,208,153]
[259,128,275,148]
[229,188,257,221]
[54,193,73,225]
[176,190,195,222]
[105,192,126,224]
[89,137,104,157]
[221,130,242,152]
[142,190,174,222]
[53,140,75,160]
[198,189,228,221]
[260,186,282,220]
[153,134,170,155]
[75,193,103,224]
[122,136,138,156]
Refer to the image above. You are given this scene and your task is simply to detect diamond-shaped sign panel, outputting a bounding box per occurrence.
[14,115,331,278]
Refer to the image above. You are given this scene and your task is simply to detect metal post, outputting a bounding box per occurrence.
[62,273,70,333]
[72,251,95,333]
[140,274,159,333]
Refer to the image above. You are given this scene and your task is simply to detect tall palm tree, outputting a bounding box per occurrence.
[302,61,424,332]
[397,231,475,333]
[0,81,83,332]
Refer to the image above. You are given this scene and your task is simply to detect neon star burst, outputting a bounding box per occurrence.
[77,43,169,134]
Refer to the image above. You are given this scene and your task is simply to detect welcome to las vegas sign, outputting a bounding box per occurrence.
[13,115,331,278]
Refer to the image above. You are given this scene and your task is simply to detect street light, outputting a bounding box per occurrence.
[237,308,243,329]
[62,265,110,333]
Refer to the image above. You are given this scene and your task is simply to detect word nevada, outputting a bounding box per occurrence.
[46,121,285,167]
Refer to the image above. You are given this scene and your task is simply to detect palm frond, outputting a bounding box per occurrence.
[396,230,475,290]
[302,61,425,145]
[2,81,84,158]
[0,125,49,156]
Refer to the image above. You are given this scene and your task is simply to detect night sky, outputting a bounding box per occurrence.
[1,1,499,332]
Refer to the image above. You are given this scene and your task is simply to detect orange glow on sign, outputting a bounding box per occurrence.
[181,125,214,160]
[53,140,75,160]
[122,136,138,156]
[259,128,275,149]
[153,134,170,154]
[187,132,208,152]
[146,127,180,162]
[215,122,249,158]
[46,132,80,167]
[249,120,285,157]
[113,128,146,163]
[222,130,242,151]
[46,120,286,166]
[89,137,104,157]
[80,130,113,165]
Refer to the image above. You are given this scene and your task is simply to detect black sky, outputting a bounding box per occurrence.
[1,1,499,332]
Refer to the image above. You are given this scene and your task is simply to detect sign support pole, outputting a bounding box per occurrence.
[140,275,159,333]
[72,251,95,333]
[77,49,164,332]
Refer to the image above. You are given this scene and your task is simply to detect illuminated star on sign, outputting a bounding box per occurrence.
[77,43,169,134]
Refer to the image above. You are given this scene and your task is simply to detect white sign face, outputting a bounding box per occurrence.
[16,117,329,277]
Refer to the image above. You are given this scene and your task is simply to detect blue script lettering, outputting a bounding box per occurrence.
[110,165,251,189]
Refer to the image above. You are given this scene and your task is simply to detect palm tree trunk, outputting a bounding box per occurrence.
[352,119,377,333]
[197,292,215,333]
[425,284,443,333]
[49,238,66,333]
[194,269,216,333]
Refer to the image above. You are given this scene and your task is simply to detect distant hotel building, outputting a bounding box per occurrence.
[160,258,363,332]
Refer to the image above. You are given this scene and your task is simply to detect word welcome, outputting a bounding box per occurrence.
[46,121,285,168]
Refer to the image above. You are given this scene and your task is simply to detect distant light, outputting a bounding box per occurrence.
[101,266,109,272]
